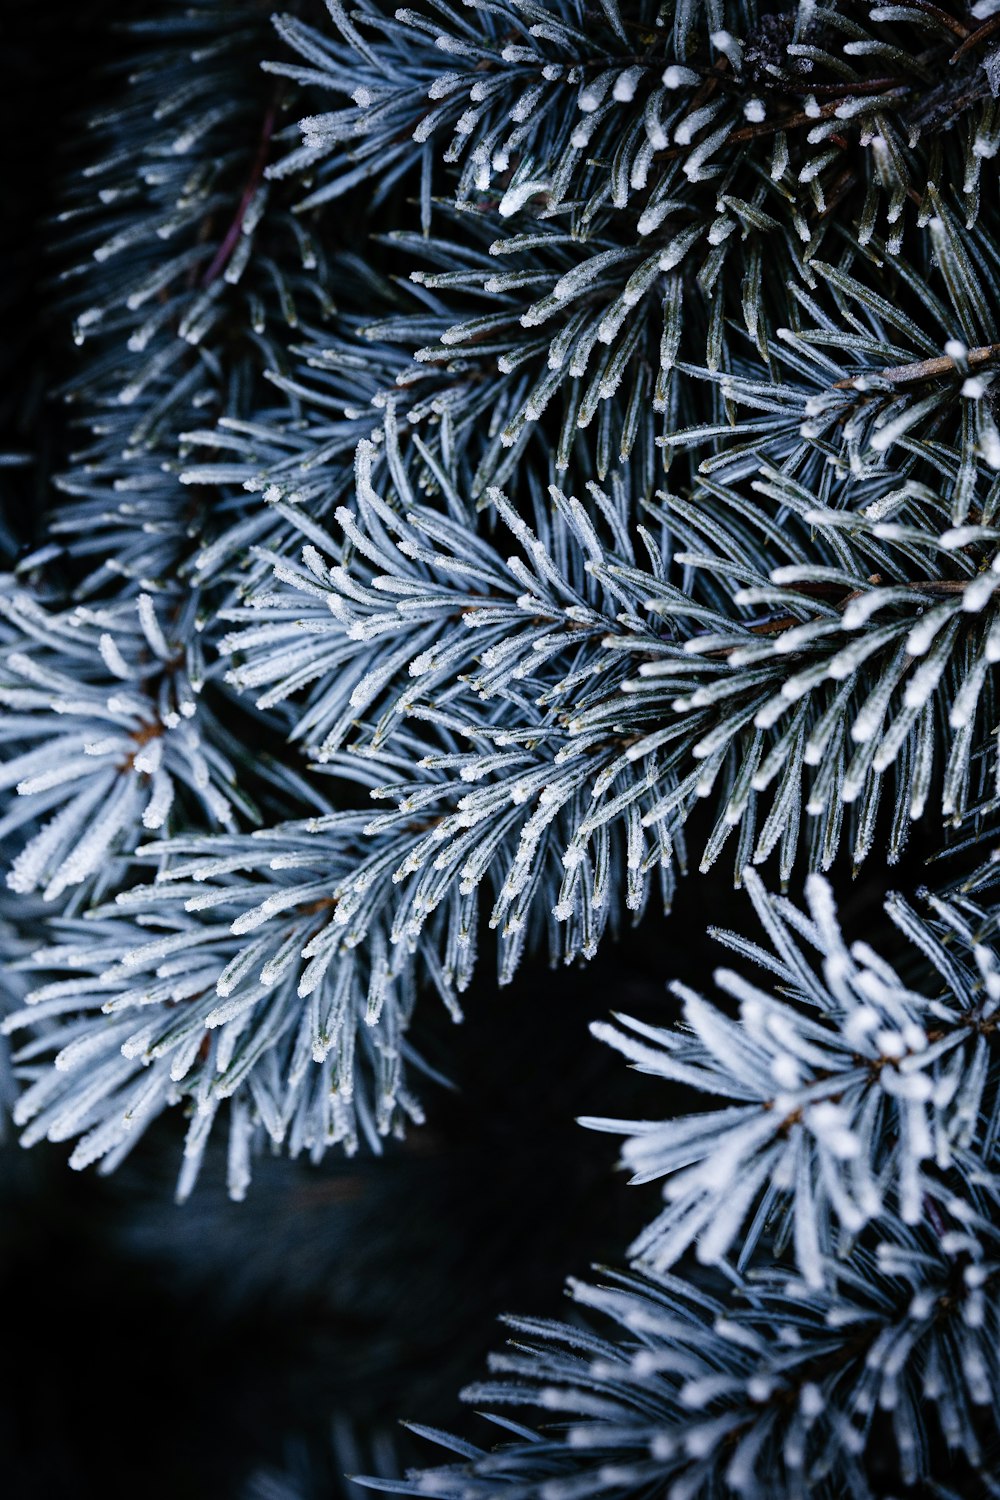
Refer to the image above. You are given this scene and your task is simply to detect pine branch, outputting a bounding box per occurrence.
[366,1214,1000,1498]
[584,868,1000,1287]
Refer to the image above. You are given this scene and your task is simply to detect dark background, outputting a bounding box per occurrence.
[0,889,709,1500]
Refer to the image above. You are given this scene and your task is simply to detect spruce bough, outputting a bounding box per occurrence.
[5,2,1000,1493]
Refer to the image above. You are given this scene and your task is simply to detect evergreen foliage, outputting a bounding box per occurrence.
[585,871,1000,1285]
[381,1226,1000,1497]
[6,0,1000,1494]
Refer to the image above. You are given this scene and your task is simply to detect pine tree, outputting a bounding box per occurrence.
[5,1,1000,1495]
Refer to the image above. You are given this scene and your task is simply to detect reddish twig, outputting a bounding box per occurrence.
[201,97,278,286]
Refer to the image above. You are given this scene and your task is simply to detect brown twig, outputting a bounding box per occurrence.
[833,341,1000,391]
[951,13,1000,62]
[701,577,975,659]
[884,0,971,42]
